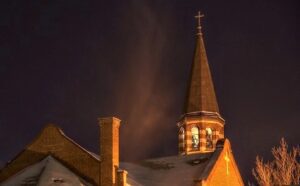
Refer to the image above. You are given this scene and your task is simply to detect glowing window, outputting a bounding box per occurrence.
[206,128,213,149]
[191,127,200,150]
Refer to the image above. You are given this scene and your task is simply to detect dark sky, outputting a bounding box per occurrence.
[0,0,299,183]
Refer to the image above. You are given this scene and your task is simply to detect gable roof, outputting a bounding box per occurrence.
[201,139,244,185]
[1,155,93,186]
[0,124,100,185]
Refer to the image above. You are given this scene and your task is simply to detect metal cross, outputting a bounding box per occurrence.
[195,11,204,35]
[224,151,230,175]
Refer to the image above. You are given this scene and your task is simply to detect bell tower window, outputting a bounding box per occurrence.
[206,128,213,150]
[191,127,200,150]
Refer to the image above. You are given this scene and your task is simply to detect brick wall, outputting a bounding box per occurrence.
[202,139,244,186]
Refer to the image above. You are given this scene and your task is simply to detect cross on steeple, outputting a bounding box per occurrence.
[195,11,204,35]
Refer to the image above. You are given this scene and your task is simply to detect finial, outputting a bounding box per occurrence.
[195,11,204,35]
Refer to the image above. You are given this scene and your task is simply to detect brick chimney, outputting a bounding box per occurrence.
[99,117,121,186]
[116,168,128,186]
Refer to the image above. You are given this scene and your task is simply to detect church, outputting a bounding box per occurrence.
[0,12,244,186]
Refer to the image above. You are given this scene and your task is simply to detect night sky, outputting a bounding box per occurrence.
[0,0,299,183]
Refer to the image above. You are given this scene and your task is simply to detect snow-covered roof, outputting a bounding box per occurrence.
[1,155,93,186]
[0,124,100,185]
[0,124,225,186]
[120,149,222,186]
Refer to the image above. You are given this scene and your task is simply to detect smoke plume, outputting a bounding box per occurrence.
[113,1,178,161]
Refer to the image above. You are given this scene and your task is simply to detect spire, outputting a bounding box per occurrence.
[184,12,219,114]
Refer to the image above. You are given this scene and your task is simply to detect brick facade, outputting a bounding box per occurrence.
[198,139,244,186]
[178,112,225,154]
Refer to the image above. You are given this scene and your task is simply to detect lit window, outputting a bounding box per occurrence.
[191,127,200,150]
[206,128,213,149]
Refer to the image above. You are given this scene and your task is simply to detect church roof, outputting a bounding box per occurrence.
[1,155,93,186]
[0,124,100,185]
[184,33,219,114]
[0,125,229,186]
[120,145,223,186]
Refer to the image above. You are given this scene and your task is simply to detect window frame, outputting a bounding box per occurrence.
[191,126,200,150]
[205,127,213,150]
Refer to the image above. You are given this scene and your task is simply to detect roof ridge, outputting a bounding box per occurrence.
[57,128,100,161]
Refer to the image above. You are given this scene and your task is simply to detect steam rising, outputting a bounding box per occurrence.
[114,1,178,161]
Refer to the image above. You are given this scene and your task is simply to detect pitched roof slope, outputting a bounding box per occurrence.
[120,148,221,186]
[0,124,100,185]
[120,139,243,186]
[1,155,93,186]
[185,34,219,114]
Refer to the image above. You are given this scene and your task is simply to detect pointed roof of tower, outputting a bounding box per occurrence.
[184,13,219,114]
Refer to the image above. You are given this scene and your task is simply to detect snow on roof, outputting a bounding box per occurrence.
[1,155,93,186]
[120,151,221,186]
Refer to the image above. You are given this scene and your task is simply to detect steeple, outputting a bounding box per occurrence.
[185,11,219,114]
[178,12,224,155]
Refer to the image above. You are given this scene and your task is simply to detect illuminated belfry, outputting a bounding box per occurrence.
[178,11,225,155]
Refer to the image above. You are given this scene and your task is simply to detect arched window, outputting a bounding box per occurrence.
[206,128,213,149]
[179,127,185,151]
[191,127,200,150]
